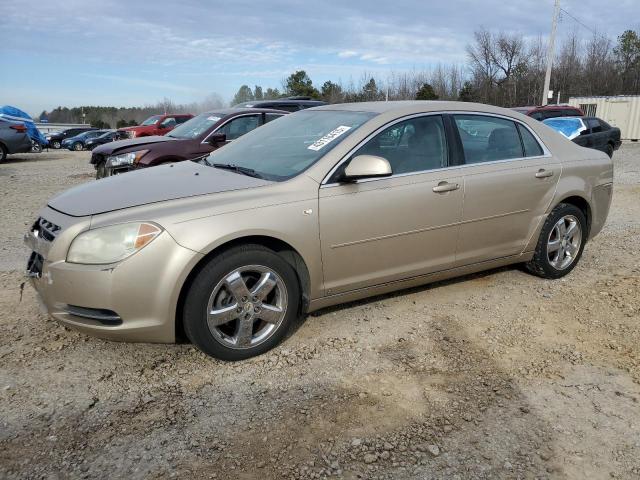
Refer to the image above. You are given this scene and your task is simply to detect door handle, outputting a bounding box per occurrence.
[432,181,460,193]
[535,169,554,179]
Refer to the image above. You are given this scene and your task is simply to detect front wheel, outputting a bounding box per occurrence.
[606,143,614,158]
[526,203,587,279]
[183,245,300,361]
[51,140,61,149]
[95,161,108,179]
[73,142,83,151]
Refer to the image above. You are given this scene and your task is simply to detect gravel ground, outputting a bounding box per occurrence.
[1,145,639,479]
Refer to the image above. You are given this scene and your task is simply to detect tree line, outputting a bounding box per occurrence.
[41,28,640,127]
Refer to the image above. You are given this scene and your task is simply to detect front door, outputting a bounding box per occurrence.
[319,114,463,295]
[451,114,561,266]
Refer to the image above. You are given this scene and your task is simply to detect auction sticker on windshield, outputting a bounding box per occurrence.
[307,126,351,151]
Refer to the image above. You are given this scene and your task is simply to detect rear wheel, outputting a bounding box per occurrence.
[0,143,7,162]
[73,142,83,151]
[526,203,587,279]
[51,140,61,149]
[606,143,614,158]
[183,245,300,361]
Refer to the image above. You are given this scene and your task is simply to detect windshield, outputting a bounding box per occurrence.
[141,115,161,126]
[204,110,375,181]
[97,131,113,139]
[167,113,222,139]
[543,117,586,140]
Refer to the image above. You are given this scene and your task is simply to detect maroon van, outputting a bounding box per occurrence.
[91,108,288,179]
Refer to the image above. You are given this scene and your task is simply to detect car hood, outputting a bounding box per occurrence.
[48,160,273,217]
[94,135,176,155]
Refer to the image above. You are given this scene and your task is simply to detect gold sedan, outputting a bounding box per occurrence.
[25,101,613,360]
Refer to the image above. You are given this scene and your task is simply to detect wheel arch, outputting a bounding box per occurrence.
[553,194,592,236]
[174,235,311,340]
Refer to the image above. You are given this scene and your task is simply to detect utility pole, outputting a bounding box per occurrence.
[542,0,560,106]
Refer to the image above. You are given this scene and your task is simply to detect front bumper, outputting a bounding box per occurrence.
[24,208,202,343]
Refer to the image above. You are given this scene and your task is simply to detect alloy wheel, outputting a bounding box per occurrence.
[206,265,287,349]
[547,214,582,270]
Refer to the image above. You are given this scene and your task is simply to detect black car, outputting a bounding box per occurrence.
[84,130,128,150]
[543,116,622,158]
[46,127,97,149]
[233,97,327,112]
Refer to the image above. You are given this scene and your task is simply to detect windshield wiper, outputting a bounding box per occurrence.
[211,163,264,179]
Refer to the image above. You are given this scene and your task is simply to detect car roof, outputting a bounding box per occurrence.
[312,100,532,117]
[235,99,327,107]
[199,107,290,116]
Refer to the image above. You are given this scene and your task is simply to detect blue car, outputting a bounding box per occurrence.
[63,130,110,151]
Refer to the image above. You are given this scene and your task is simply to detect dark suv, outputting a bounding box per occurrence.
[46,127,97,149]
[234,97,327,112]
[512,105,584,121]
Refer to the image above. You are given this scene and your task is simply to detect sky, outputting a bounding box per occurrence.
[1,0,638,115]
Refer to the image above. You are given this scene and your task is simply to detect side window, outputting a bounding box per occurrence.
[530,112,543,121]
[264,113,284,123]
[454,115,523,163]
[587,118,603,133]
[517,124,544,157]
[160,117,177,128]
[219,115,260,140]
[353,115,448,174]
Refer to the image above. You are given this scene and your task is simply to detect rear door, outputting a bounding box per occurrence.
[585,118,608,153]
[452,114,561,266]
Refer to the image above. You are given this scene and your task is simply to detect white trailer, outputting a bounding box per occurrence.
[568,95,640,141]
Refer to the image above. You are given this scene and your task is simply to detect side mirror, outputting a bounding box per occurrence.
[206,132,227,146]
[342,155,392,181]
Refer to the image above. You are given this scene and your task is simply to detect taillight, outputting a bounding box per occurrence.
[10,124,27,133]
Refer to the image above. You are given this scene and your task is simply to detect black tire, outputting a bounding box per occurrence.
[0,143,6,162]
[183,244,301,361]
[95,161,108,179]
[73,142,83,151]
[526,203,587,279]
[51,140,61,149]
[606,143,614,158]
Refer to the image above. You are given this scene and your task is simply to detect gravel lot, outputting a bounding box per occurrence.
[1,145,639,479]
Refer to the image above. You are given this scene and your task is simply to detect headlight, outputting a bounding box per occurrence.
[67,222,162,264]
[106,150,148,167]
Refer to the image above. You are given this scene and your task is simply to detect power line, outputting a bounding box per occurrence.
[558,7,607,39]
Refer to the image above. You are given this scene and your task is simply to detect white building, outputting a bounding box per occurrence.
[567,96,640,141]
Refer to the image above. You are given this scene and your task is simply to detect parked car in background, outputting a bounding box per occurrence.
[62,129,110,151]
[85,130,128,150]
[46,127,97,149]
[512,105,584,121]
[92,108,288,178]
[543,116,621,157]
[27,101,612,360]
[118,114,193,138]
[234,97,327,111]
[0,118,33,161]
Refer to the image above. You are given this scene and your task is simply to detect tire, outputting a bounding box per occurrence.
[183,244,300,361]
[31,141,42,153]
[606,143,614,158]
[51,140,61,149]
[95,161,108,179]
[73,142,83,151]
[526,203,587,279]
[0,143,7,162]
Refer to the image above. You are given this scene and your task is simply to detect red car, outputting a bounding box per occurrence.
[119,113,194,138]
[512,105,584,121]
[92,108,288,178]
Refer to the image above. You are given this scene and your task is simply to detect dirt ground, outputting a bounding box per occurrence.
[0,145,639,480]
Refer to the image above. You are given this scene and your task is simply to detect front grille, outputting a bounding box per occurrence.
[33,217,61,242]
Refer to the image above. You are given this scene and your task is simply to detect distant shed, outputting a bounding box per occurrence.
[568,95,640,141]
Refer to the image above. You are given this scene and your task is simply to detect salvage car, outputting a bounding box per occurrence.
[118,114,193,138]
[46,127,97,149]
[91,108,287,178]
[543,116,622,158]
[0,118,33,161]
[25,101,613,361]
[63,129,110,151]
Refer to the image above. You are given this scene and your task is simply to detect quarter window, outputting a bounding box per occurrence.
[517,124,544,157]
[353,115,448,174]
[454,115,523,163]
